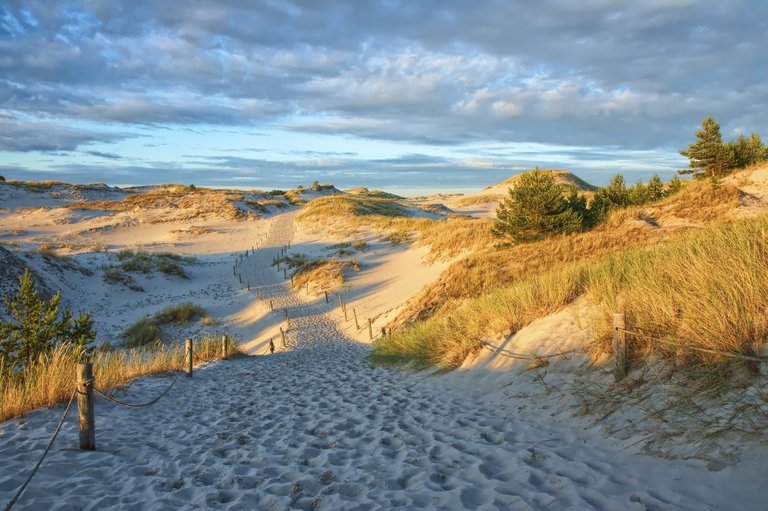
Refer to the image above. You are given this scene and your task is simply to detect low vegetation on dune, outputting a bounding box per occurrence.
[103,250,196,291]
[272,253,360,294]
[67,187,259,221]
[122,302,206,347]
[373,215,768,372]
[299,195,494,260]
[372,122,768,375]
[0,271,236,421]
[0,336,240,422]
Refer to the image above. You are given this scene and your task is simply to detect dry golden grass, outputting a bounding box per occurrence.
[0,336,241,422]
[299,195,494,261]
[292,259,360,294]
[453,194,504,207]
[68,188,256,221]
[374,214,768,371]
[395,179,743,324]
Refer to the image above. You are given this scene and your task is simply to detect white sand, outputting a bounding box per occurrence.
[1,186,767,509]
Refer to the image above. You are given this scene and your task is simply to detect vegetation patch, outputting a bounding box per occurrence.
[0,335,242,422]
[373,215,768,376]
[103,250,195,287]
[122,302,206,347]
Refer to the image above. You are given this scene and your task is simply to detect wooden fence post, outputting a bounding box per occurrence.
[368,318,373,341]
[269,339,275,354]
[353,308,359,329]
[280,327,286,348]
[269,299,273,310]
[613,313,628,381]
[221,335,228,359]
[185,339,193,378]
[77,362,96,450]
[325,291,329,303]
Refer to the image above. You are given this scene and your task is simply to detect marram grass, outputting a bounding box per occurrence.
[0,336,241,422]
[373,215,768,370]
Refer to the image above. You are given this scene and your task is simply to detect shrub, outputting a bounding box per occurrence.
[0,269,95,372]
[492,169,582,242]
[154,302,205,325]
[122,318,162,348]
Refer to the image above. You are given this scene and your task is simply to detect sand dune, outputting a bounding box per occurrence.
[2,210,766,510]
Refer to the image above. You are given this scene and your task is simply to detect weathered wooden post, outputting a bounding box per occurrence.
[612,313,628,381]
[325,291,329,303]
[269,339,275,354]
[221,334,228,359]
[381,327,387,338]
[353,308,359,329]
[185,339,193,378]
[280,327,286,348]
[368,318,373,341]
[77,362,96,450]
[269,299,273,310]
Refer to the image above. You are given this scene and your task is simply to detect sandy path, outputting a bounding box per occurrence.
[1,211,762,510]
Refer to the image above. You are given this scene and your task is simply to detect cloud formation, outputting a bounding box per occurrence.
[1,0,766,188]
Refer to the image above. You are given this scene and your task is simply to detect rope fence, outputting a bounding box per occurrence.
[3,390,76,511]
[611,312,765,382]
[3,335,233,511]
[481,341,582,361]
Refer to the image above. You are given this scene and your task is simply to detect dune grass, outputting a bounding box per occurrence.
[122,302,206,347]
[0,336,242,422]
[292,259,360,294]
[373,215,768,371]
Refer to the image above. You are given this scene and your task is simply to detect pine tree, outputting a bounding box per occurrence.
[666,175,683,195]
[727,133,768,169]
[605,174,630,208]
[679,117,734,178]
[646,174,665,201]
[0,269,94,371]
[628,180,649,205]
[492,170,582,243]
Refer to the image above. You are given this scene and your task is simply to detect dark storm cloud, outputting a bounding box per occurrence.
[1,0,766,153]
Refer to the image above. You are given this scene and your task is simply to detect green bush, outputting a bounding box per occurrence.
[122,317,162,348]
[153,302,205,325]
[0,269,95,371]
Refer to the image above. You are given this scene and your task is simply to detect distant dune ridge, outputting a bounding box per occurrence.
[1,167,768,509]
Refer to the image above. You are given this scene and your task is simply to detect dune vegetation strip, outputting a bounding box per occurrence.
[122,302,207,348]
[372,215,768,373]
[0,336,241,422]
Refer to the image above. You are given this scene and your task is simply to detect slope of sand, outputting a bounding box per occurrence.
[2,210,767,510]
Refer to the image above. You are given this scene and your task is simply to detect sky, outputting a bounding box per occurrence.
[1,1,766,195]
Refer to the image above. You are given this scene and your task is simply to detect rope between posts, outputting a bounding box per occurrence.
[93,368,183,408]
[481,341,582,360]
[4,389,76,511]
[618,327,766,363]
[192,350,216,363]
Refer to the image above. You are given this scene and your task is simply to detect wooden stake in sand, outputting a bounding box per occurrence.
[269,339,275,354]
[353,308,359,329]
[325,291,329,303]
[77,362,96,450]
[185,339,193,378]
[280,327,286,348]
[269,299,273,310]
[221,335,228,359]
[612,313,628,381]
[368,318,373,341]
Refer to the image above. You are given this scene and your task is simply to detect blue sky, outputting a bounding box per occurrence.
[1,1,766,195]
